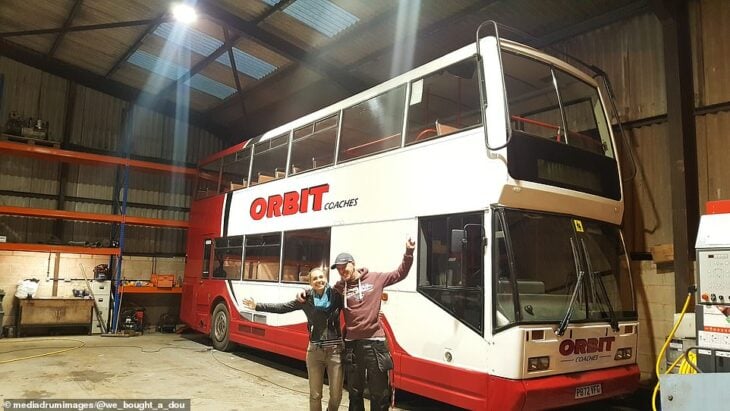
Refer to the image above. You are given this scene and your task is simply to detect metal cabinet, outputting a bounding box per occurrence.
[89,281,111,334]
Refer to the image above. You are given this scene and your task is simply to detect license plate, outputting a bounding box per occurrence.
[575,383,602,399]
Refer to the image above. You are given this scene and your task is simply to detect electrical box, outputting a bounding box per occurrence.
[695,208,730,372]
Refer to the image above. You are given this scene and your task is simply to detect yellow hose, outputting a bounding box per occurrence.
[651,290,694,411]
[678,351,698,374]
[0,338,85,364]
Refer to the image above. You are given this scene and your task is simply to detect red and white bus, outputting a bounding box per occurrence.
[181,25,638,410]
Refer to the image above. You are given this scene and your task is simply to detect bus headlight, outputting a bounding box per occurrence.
[527,356,550,372]
[614,347,632,360]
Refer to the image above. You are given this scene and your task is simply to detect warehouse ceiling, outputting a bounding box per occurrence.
[0,0,648,144]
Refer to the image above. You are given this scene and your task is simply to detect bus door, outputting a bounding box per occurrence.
[194,238,214,329]
[418,212,485,336]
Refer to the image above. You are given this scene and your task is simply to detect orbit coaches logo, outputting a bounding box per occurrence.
[249,183,359,220]
[558,336,615,363]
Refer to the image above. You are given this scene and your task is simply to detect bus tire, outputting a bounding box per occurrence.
[211,302,234,352]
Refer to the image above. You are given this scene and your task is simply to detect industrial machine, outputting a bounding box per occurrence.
[694,201,730,372]
[659,200,730,410]
[120,308,145,333]
[4,111,49,139]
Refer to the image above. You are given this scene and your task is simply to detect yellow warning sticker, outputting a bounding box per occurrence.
[573,220,584,232]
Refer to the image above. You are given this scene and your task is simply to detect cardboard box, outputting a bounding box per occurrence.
[151,274,175,288]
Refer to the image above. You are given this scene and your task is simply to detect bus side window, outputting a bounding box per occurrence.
[212,236,243,280]
[282,228,331,284]
[405,58,481,145]
[243,233,282,282]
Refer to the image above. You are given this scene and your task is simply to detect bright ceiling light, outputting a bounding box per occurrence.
[171,3,198,24]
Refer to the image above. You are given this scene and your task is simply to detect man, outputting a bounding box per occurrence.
[324,239,415,411]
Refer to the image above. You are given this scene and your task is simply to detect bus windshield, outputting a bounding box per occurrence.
[501,50,620,200]
[494,208,636,331]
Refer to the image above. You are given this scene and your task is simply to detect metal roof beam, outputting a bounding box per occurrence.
[0,39,226,137]
[223,27,247,120]
[535,0,650,48]
[205,64,296,118]
[105,15,165,78]
[197,0,368,94]
[157,32,241,99]
[255,0,296,23]
[0,18,165,38]
[48,0,84,58]
[205,1,468,122]
[343,1,498,73]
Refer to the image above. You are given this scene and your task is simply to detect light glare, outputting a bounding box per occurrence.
[172,3,197,24]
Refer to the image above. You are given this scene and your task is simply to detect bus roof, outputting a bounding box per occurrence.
[200,37,599,166]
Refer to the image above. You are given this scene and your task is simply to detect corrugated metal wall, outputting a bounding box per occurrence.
[550,12,668,251]
[553,13,666,122]
[0,57,68,142]
[4,0,730,255]
[549,0,730,251]
[0,56,223,255]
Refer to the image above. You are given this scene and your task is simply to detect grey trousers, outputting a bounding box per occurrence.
[306,342,344,411]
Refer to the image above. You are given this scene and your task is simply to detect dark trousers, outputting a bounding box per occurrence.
[343,339,393,411]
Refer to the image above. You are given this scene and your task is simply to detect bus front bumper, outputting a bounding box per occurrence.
[487,364,640,410]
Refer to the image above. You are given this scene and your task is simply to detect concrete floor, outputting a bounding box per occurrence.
[0,333,350,410]
[0,332,650,410]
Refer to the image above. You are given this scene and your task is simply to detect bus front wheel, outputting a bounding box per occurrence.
[211,302,234,351]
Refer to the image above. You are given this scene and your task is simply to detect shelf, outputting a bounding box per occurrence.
[0,139,197,176]
[120,286,182,294]
[0,206,189,229]
[0,242,121,255]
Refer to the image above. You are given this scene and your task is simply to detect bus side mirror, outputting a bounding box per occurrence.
[450,229,466,254]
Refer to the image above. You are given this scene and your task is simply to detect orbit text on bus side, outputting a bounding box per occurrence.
[249,183,360,220]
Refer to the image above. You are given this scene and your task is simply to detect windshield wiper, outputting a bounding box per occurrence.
[557,238,585,336]
[580,239,619,332]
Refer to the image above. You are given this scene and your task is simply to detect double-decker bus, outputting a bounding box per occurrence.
[181,24,638,410]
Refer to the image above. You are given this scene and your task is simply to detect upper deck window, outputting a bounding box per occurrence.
[291,114,338,174]
[338,85,406,162]
[406,58,482,145]
[502,51,620,199]
[251,133,289,185]
[221,146,251,191]
[196,158,221,200]
[502,51,612,157]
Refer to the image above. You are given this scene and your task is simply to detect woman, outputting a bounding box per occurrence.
[243,267,344,411]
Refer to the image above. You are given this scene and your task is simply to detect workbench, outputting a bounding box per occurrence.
[16,298,94,337]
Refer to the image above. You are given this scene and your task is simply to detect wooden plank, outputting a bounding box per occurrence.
[1,133,60,148]
[650,244,674,264]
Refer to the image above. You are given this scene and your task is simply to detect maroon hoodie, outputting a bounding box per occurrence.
[333,252,413,340]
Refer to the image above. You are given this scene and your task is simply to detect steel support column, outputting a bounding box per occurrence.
[653,0,699,311]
